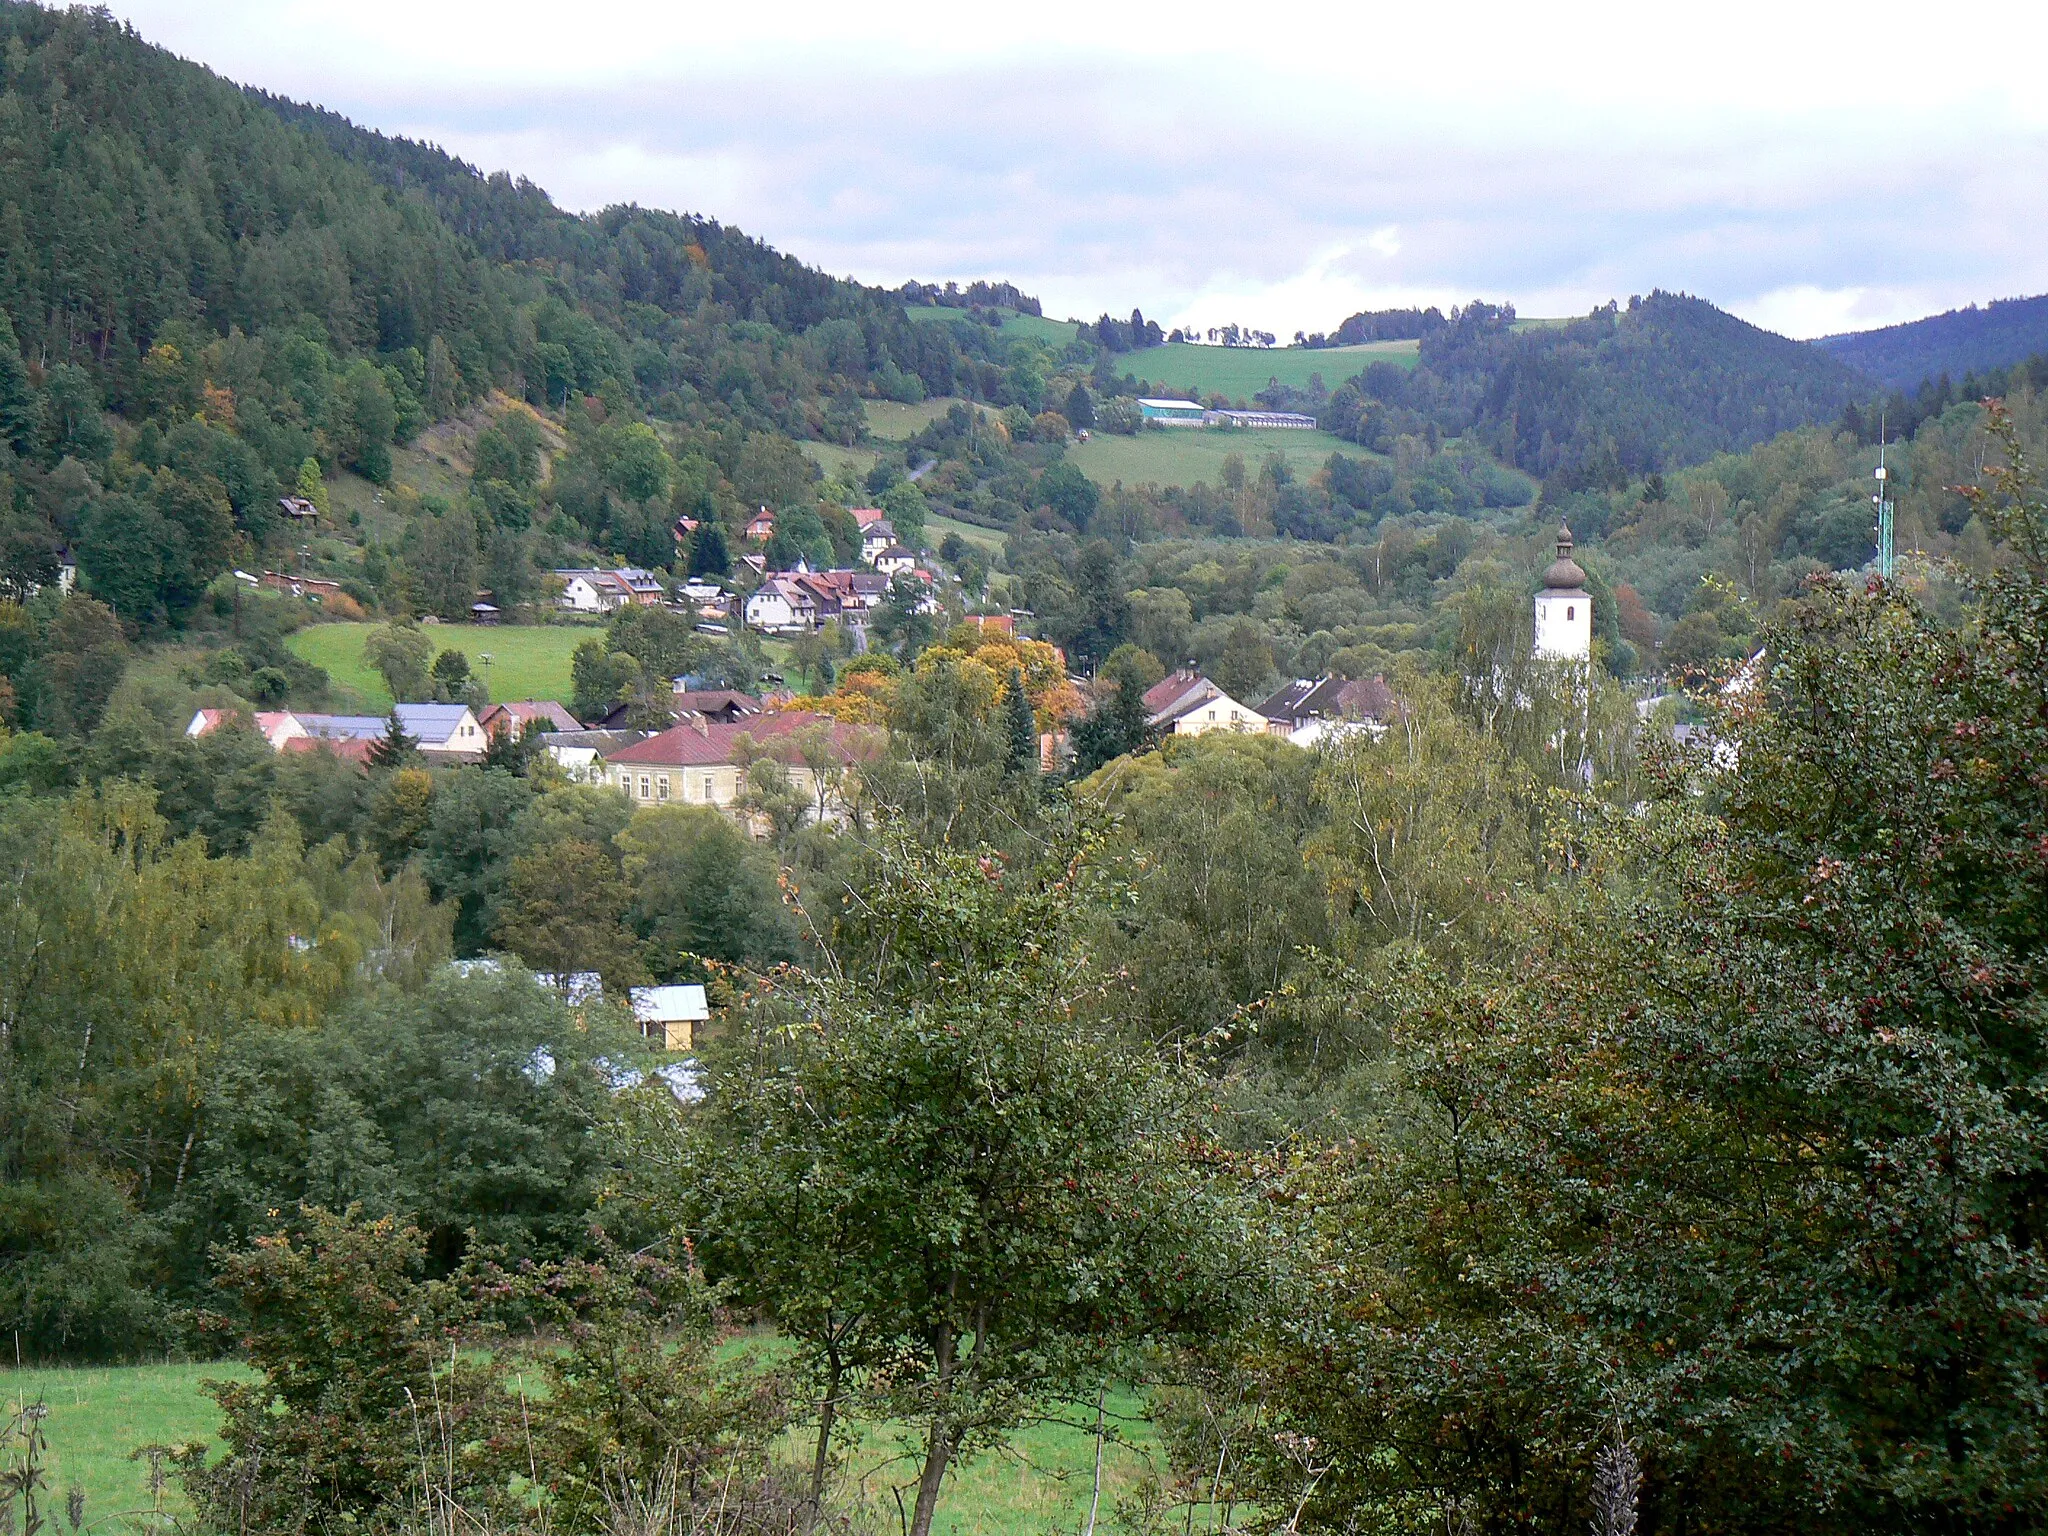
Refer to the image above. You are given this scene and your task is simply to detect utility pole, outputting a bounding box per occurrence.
[1873,413,1896,581]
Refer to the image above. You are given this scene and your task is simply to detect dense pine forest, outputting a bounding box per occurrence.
[3,3,2048,1535]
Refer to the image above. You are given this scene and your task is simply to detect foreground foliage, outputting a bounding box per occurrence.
[1233,407,2048,1532]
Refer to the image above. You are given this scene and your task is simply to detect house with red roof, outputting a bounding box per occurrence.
[601,711,866,827]
[1140,670,1263,737]
[477,700,580,742]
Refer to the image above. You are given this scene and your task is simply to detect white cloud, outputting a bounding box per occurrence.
[108,0,2048,339]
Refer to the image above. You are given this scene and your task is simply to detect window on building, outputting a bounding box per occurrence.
[638,775,651,799]
[1566,605,1575,621]
[703,775,715,800]
[657,776,670,801]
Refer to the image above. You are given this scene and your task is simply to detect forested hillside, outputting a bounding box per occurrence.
[1817,292,2048,389]
[1311,292,1868,487]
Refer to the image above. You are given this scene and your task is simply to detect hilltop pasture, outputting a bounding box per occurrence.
[1110,338,1419,400]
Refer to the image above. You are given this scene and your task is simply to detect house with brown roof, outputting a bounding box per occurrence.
[478,700,581,742]
[670,689,763,723]
[1140,671,1263,737]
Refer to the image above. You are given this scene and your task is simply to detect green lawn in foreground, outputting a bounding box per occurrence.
[287,622,597,710]
[1069,425,1379,491]
[0,1362,252,1522]
[1111,339,1418,400]
[2,1360,1157,1536]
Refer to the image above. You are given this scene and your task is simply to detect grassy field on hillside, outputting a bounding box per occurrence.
[902,308,1082,351]
[803,440,880,481]
[928,511,1006,555]
[1070,424,1377,490]
[1111,340,1418,400]
[866,398,963,440]
[1,1361,1161,1536]
[287,622,598,710]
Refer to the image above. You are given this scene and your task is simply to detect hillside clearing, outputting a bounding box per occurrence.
[1069,424,1380,490]
[901,307,1081,351]
[928,511,1006,554]
[1109,339,1418,400]
[286,622,598,709]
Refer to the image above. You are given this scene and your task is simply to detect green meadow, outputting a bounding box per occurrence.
[1108,339,1418,401]
[901,307,1083,351]
[1069,424,1378,490]
[0,1362,1163,1536]
[286,621,597,710]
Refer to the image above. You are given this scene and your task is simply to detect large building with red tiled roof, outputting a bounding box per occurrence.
[601,711,868,824]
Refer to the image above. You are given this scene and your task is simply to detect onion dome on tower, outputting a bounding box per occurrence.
[1533,522,1592,661]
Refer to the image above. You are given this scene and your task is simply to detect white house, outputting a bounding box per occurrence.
[1533,524,1593,662]
[860,520,898,565]
[743,575,816,633]
[872,545,919,576]
[630,984,710,1051]
[1140,672,1264,736]
[392,703,488,760]
[554,570,628,614]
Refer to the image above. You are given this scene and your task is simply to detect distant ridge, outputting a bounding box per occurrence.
[1814,295,2048,391]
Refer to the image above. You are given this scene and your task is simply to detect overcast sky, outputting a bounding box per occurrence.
[104,0,2048,340]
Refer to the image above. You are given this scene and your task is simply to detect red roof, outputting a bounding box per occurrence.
[604,710,863,768]
[1142,671,1214,714]
[851,507,889,528]
[479,700,579,735]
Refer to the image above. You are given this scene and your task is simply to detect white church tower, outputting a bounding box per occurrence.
[1533,522,1592,662]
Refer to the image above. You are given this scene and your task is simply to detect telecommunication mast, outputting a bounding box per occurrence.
[1873,418,1896,581]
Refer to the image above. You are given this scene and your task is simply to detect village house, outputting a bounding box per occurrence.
[538,727,649,781]
[1141,671,1264,736]
[743,569,890,632]
[797,568,889,622]
[743,574,817,633]
[601,710,861,827]
[477,700,580,742]
[859,520,898,565]
[1256,675,1398,745]
[187,703,490,763]
[872,544,919,577]
[671,688,763,723]
[630,984,710,1051]
[744,508,777,543]
[552,568,665,614]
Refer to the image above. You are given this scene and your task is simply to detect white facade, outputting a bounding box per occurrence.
[1171,693,1264,736]
[1532,524,1593,662]
[744,580,813,633]
[1533,591,1592,661]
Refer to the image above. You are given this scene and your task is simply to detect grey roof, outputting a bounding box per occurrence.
[297,713,389,740]
[394,703,473,740]
[1257,675,1399,725]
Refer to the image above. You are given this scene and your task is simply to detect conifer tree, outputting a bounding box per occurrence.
[1003,666,1038,776]
[367,712,417,769]
[0,311,38,457]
